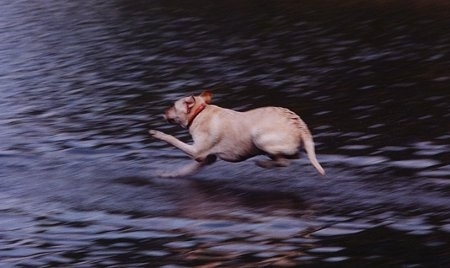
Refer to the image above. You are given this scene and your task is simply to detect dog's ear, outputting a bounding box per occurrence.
[184,96,196,113]
[200,90,212,104]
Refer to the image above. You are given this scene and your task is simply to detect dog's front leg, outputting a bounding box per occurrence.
[161,155,217,177]
[149,130,196,157]
[149,130,217,177]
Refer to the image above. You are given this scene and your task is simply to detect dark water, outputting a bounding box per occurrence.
[1,0,449,267]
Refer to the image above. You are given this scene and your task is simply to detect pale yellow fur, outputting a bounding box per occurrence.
[149,91,325,177]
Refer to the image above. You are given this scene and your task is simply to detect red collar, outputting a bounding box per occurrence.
[187,104,206,128]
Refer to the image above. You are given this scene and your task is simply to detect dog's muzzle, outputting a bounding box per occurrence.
[164,109,177,125]
[166,117,177,124]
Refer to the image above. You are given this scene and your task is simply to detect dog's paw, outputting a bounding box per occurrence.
[256,158,290,169]
[256,160,276,169]
[149,129,166,140]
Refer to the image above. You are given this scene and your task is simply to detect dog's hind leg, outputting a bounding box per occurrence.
[256,155,291,169]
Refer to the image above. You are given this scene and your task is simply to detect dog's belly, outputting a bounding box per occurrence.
[216,151,257,162]
[215,143,260,162]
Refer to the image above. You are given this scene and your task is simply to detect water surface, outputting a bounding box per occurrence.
[0,0,449,267]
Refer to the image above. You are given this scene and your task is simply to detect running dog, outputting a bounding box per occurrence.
[149,91,325,177]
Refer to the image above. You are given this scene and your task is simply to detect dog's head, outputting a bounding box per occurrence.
[164,90,212,128]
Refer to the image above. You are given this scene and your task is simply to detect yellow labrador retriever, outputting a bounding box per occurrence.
[149,91,325,177]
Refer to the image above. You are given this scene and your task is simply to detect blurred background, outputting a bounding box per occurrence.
[0,0,449,267]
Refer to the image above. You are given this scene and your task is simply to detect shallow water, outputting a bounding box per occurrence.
[0,0,449,267]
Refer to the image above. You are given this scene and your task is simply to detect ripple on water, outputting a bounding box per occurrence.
[324,256,350,262]
[195,234,231,243]
[143,250,170,257]
[0,247,47,258]
[390,159,440,169]
[0,215,36,232]
[418,166,450,178]
[94,230,180,240]
[441,224,450,233]
[252,217,317,239]
[165,241,197,249]
[309,246,345,253]
[323,155,388,167]
[339,144,372,150]
[389,217,434,235]
[208,242,273,254]
[312,226,364,237]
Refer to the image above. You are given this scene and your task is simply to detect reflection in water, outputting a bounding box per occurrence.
[0,0,449,266]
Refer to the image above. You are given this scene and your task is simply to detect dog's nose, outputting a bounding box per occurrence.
[162,114,173,123]
[164,107,175,123]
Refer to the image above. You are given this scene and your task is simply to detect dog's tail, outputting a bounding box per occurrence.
[300,126,326,176]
